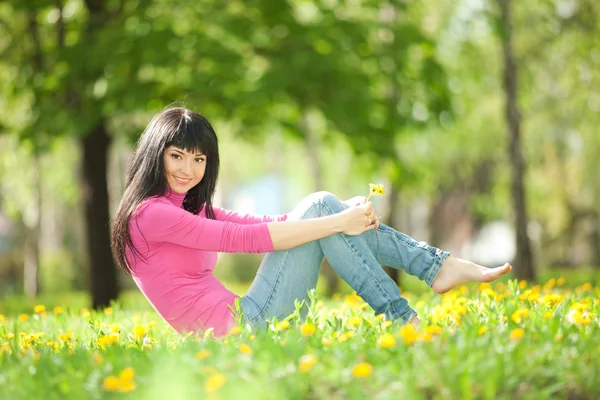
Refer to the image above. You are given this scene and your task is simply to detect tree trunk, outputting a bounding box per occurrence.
[383,185,400,284]
[81,123,119,308]
[300,114,339,296]
[498,0,536,280]
[23,155,42,298]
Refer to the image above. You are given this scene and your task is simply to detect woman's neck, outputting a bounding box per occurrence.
[164,187,186,207]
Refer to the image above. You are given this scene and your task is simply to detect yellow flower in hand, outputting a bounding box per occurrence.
[367,183,385,201]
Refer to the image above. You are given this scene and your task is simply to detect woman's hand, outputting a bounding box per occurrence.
[338,201,378,235]
[342,196,381,229]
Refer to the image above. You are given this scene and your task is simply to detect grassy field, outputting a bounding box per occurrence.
[0,274,599,399]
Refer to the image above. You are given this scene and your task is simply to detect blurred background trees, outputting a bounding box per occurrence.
[0,0,598,308]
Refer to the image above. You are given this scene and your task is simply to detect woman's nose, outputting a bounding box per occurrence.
[180,160,193,175]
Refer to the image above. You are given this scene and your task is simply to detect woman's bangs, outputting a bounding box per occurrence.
[167,119,208,155]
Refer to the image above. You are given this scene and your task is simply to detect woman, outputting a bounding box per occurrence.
[111,107,512,338]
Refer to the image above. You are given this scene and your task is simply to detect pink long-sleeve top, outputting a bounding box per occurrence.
[127,189,287,337]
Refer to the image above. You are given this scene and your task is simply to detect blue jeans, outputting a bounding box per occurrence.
[239,191,449,331]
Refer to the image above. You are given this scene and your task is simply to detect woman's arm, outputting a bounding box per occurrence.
[267,202,376,251]
[211,206,288,224]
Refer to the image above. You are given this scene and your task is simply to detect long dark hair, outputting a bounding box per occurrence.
[111,107,220,274]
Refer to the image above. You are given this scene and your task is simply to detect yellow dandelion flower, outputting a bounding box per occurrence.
[52,307,63,315]
[239,344,252,355]
[33,305,46,314]
[5,333,14,339]
[119,368,135,382]
[103,376,120,391]
[0,314,4,322]
[478,327,487,335]
[543,311,553,319]
[321,337,332,346]
[133,325,148,339]
[298,354,318,373]
[249,335,256,341]
[228,326,242,335]
[424,326,443,336]
[375,313,385,321]
[518,280,527,289]
[58,332,73,342]
[205,373,226,392]
[510,328,525,341]
[352,363,373,378]
[196,350,211,360]
[556,277,565,286]
[104,307,113,315]
[347,316,363,327]
[367,183,385,201]
[81,308,90,318]
[18,314,28,322]
[399,324,418,345]
[378,333,396,348]
[110,324,121,333]
[148,320,156,328]
[511,309,530,324]
[382,320,393,329]
[300,323,316,336]
[275,320,290,331]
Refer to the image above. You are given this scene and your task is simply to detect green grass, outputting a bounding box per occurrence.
[0,276,599,399]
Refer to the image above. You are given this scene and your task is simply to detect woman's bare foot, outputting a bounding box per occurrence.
[431,256,512,294]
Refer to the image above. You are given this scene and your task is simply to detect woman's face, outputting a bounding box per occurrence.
[163,146,207,194]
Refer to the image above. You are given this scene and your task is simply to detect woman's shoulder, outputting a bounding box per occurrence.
[133,196,173,217]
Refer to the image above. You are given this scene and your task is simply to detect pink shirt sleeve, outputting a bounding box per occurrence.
[212,206,288,224]
[133,200,274,253]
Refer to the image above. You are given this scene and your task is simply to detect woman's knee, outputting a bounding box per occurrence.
[309,191,344,214]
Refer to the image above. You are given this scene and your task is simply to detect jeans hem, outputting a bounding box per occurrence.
[424,250,451,287]
[393,308,418,324]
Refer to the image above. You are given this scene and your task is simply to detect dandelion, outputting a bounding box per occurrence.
[0,314,4,323]
[104,307,113,315]
[378,333,396,348]
[18,314,28,322]
[478,327,488,336]
[58,332,73,342]
[510,328,525,341]
[347,316,363,328]
[511,309,530,324]
[321,337,332,346]
[81,308,90,318]
[205,373,226,392]
[110,324,121,333]
[239,344,252,355]
[103,376,120,391]
[367,183,385,201]
[300,323,316,336]
[228,326,242,336]
[52,307,63,315]
[424,326,443,336]
[34,305,46,314]
[275,320,290,331]
[557,277,565,286]
[196,350,211,360]
[399,324,418,345]
[102,368,137,393]
[352,363,373,378]
[133,325,148,339]
[298,354,318,372]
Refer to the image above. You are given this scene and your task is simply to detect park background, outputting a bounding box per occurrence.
[1,1,600,398]
[1,0,598,310]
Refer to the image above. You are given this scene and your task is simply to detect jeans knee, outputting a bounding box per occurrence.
[311,191,343,214]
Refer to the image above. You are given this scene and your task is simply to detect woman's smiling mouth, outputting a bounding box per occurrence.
[174,176,192,185]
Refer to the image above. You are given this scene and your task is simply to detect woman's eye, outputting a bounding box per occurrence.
[195,158,205,163]
[171,154,181,159]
